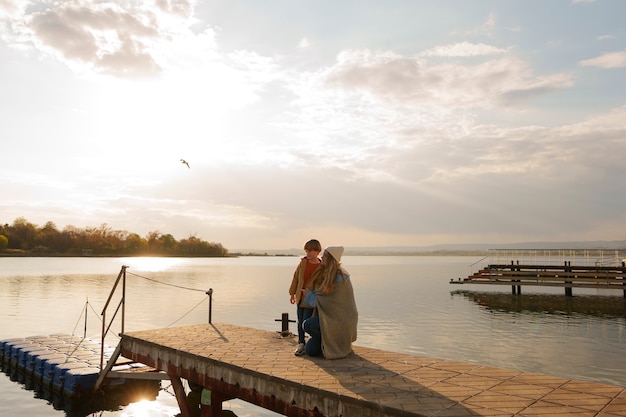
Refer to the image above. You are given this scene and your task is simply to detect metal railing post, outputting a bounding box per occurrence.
[100,265,128,370]
[121,267,126,334]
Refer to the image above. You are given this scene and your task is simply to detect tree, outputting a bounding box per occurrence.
[8,217,37,250]
[0,217,227,256]
[124,233,147,254]
[146,231,162,253]
[36,221,59,252]
[159,234,177,253]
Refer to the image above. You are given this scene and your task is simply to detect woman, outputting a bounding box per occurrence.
[302,246,358,359]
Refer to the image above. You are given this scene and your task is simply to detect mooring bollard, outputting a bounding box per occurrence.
[274,313,295,337]
[206,289,213,324]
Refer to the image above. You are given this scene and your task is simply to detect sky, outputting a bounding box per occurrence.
[1,0,625,251]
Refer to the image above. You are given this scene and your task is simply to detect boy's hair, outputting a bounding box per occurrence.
[304,239,322,251]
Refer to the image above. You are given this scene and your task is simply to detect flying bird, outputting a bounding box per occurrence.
[180,159,190,169]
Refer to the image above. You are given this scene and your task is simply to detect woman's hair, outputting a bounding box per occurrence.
[319,250,342,294]
[304,239,322,251]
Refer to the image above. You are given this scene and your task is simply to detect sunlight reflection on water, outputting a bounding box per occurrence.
[121,257,189,272]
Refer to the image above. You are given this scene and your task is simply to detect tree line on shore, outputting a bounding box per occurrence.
[0,217,228,257]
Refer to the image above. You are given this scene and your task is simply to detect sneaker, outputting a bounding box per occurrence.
[294,343,305,356]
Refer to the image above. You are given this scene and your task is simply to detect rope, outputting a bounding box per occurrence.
[165,295,209,328]
[65,299,117,361]
[62,270,213,365]
[122,270,213,329]
[126,271,207,293]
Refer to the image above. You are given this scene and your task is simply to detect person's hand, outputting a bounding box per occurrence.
[290,294,296,304]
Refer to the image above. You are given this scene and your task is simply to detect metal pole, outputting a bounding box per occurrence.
[121,266,126,334]
[206,289,213,324]
[100,310,105,370]
[84,299,88,339]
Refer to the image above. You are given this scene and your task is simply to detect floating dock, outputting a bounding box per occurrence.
[0,333,161,403]
[119,322,626,417]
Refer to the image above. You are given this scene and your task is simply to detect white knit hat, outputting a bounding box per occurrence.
[325,246,344,263]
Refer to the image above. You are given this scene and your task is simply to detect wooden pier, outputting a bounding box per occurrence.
[452,261,626,296]
[119,322,626,417]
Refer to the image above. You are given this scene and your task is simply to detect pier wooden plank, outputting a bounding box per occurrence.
[120,323,626,417]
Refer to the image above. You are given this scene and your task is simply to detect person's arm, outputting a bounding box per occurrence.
[288,261,304,303]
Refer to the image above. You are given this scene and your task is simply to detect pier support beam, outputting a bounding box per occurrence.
[564,261,573,297]
[170,375,192,417]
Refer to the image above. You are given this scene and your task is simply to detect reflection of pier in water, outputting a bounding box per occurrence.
[0,362,159,417]
[451,290,626,317]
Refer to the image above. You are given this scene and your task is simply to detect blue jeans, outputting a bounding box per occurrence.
[303,316,322,357]
[297,305,313,344]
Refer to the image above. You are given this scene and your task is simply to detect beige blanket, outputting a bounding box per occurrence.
[316,273,358,359]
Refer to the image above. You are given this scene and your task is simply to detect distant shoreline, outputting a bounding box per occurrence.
[0,250,490,257]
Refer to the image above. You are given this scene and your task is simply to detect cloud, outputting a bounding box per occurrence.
[0,0,18,17]
[298,37,310,49]
[1,0,200,78]
[467,12,496,38]
[579,50,626,69]
[420,42,507,57]
[155,0,195,19]
[314,49,573,111]
[118,101,626,245]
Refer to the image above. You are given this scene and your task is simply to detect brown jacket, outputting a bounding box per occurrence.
[288,257,322,307]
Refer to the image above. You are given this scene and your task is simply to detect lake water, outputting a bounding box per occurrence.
[1,256,625,417]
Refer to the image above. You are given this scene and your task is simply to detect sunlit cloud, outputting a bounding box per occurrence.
[421,42,507,57]
[300,50,573,116]
[2,0,206,78]
[579,50,626,69]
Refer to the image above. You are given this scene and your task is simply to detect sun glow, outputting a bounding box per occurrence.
[120,399,178,417]
[123,257,187,272]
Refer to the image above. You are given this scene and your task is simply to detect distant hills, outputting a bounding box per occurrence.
[234,240,626,256]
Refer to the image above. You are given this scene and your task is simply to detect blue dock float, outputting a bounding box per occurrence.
[1,334,161,399]
[61,366,102,395]
[33,352,69,382]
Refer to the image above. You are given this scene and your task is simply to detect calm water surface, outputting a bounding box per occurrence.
[1,256,625,417]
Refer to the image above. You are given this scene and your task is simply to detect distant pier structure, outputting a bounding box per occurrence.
[451,249,626,297]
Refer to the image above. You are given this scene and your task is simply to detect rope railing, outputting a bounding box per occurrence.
[126,270,214,325]
[482,249,626,268]
[98,266,214,370]
[126,271,208,293]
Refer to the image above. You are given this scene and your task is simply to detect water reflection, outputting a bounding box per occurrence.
[0,362,160,417]
[120,257,189,272]
[452,290,626,318]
